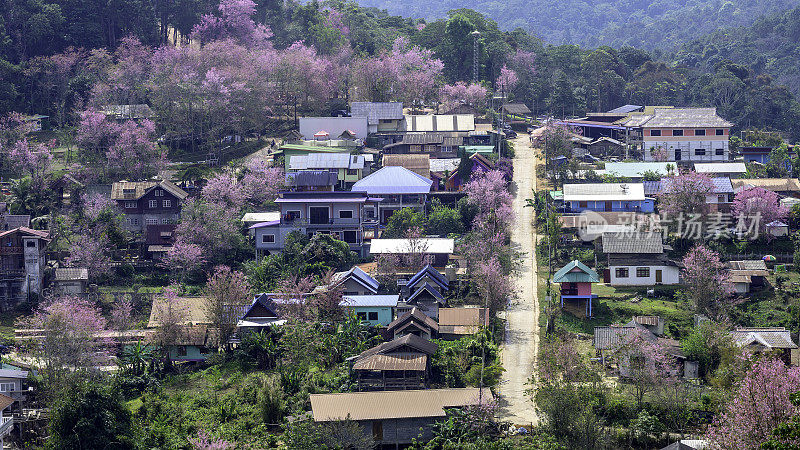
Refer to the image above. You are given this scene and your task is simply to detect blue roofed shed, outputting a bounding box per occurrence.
[554,260,600,318]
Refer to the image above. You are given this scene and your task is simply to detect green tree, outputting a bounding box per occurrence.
[384,207,425,238]
[47,383,135,450]
[426,201,464,236]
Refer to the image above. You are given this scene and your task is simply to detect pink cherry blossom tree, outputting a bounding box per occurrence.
[474,256,512,315]
[464,169,514,235]
[496,65,519,96]
[189,430,235,450]
[110,296,134,332]
[707,358,800,450]
[241,160,284,207]
[9,139,53,189]
[65,232,112,281]
[205,265,251,348]
[659,171,714,218]
[163,241,207,279]
[612,328,676,409]
[682,244,732,314]
[16,296,112,379]
[732,186,789,237]
[440,82,489,112]
[191,0,273,48]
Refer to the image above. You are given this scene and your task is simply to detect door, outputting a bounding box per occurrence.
[604,201,613,211]
[675,149,681,161]
[372,421,383,441]
[655,269,662,284]
[603,269,611,284]
[309,207,329,224]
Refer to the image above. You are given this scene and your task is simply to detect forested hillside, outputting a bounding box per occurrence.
[354,0,800,49]
[674,6,800,96]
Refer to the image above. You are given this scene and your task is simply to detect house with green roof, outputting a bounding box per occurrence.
[553,260,600,317]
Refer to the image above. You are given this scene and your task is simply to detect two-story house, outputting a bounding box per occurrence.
[640,108,732,162]
[111,180,188,234]
[287,153,365,188]
[350,102,404,147]
[351,166,433,224]
[562,183,655,213]
[0,227,49,308]
[252,191,381,257]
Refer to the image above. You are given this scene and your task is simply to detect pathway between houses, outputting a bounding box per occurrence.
[496,132,540,426]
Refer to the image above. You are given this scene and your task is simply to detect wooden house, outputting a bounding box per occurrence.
[554,260,599,317]
[236,294,286,332]
[730,327,798,365]
[350,334,437,391]
[369,239,454,269]
[386,307,438,340]
[396,265,450,319]
[51,267,89,296]
[601,232,681,286]
[310,388,491,446]
[727,260,769,294]
[438,307,490,340]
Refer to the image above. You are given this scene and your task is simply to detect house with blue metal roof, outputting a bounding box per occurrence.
[554,260,600,318]
[332,266,380,295]
[351,166,433,224]
[340,294,399,326]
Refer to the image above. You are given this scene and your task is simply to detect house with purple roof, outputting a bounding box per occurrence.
[251,191,381,258]
[645,176,734,213]
[351,166,433,224]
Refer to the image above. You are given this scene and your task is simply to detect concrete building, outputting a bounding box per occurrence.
[638,108,732,162]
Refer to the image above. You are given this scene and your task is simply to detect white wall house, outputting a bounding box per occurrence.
[608,259,681,286]
[640,108,732,162]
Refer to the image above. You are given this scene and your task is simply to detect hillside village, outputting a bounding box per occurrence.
[3,0,800,449]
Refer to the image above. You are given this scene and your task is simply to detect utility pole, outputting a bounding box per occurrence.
[471,31,480,83]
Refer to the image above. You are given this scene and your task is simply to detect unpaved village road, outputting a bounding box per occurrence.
[496,133,540,426]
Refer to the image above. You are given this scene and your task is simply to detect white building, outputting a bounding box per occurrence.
[602,232,680,286]
[638,108,732,162]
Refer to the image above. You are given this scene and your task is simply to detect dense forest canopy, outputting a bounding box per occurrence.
[353,0,800,50]
[673,5,800,96]
[1,0,800,141]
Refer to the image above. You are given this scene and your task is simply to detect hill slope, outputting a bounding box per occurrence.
[673,6,800,95]
[354,0,800,49]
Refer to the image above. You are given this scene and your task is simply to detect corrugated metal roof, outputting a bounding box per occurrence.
[369,238,454,254]
[340,295,399,307]
[430,158,460,173]
[694,162,747,174]
[404,115,475,133]
[350,102,404,124]
[288,153,364,170]
[563,183,646,201]
[332,266,379,292]
[727,260,767,271]
[602,232,663,254]
[732,178,800,193]
[407,265,449,290]
[351,166,432,195]
[641,107,732,128]
[553,260,600,283]
[110,180,188,200]
[54,267,89,281]
[387,307,439,332]
[352,352,426,371]
[438,307,489,330]
[731,328,797,349]
[383,154,430,178]
[0,393,14,411]
[356,334,438,360]
[148,296,210,328]
[603,162,676,178]
[607,104,642,114]
[503,103,531,114]
[310,388,491,421]
[285,170,338,187]
[241,212,280,223]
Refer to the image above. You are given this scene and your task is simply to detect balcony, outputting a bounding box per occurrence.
[284,217,363,226]
[0,416,12,437]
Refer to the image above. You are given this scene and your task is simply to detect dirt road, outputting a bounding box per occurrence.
[496,133,540,426]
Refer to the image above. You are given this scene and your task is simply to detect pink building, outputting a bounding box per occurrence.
[554,260,600,317]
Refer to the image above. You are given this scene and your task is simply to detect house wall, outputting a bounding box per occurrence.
[642,128,729,162]
[567,199,655,213]
[348,306,394,326]
[0,377,24,402]
[357,417,435,444]
[168,345,211,362]
[609,265,680,286]
[340,278,375,296]
[53,280,87,296]
[117,188,182,233]
[576,282,592,296]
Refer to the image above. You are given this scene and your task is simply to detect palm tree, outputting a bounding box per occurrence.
[121,340,156,376]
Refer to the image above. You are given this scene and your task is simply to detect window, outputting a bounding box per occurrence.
[695,149,706,156]
[368,311,378,321]
[127,218,140,226]
[636,267,650,278]
[716,129,725,136]
[286,210,300,221]
[347,169,358,176]
[356,312,367,320]
[578,201,588,208]
[0,383,14,392]
[146,219,158,225]
[261,234,275,244]
[339,210,353,219]
[672,129,684,137]
[650,129,661,137]
[154,190,164,197]
[26,241,35,248]
[615,268,629,278]
[148,200,158,208]
[694,129,706,136]
[716,149,724,156]
[177,346,187,356]
[163,200,171,208]
[161,218,171,224]
[343,230,358,244]
[124,201,136,209]
[718,195,727,203]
